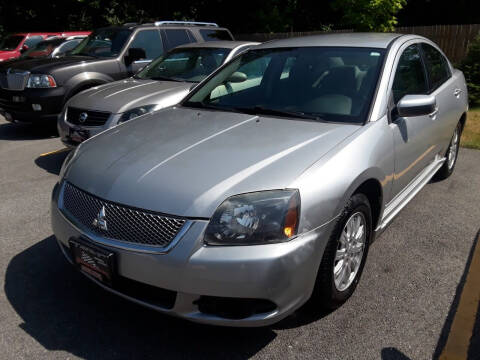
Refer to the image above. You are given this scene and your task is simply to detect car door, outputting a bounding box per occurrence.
[389,42,437,198]
[125,29,164,75]
[420,42,463,154]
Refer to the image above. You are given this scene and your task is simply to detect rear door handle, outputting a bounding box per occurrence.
[454,88,463,97]
[429,107,439,119]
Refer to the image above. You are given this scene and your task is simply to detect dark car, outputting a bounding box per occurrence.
[0,21,233,124]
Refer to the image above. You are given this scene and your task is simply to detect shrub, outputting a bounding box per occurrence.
[460,35,480,106]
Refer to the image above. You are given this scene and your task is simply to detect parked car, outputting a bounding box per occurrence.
[0,22,233,124]
[0,32,90,62]
[51,33,468,326]
[18,36,88,60]
[58,40,258,147]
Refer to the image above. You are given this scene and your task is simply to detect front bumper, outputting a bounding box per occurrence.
[51,182,332,326]
[57,109,119,148]
[0,87,66,123]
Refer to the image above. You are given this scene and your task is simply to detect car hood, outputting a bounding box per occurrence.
[0,55,98,73]
[66,107,360,217]
[0,50,18,61]
[69,78,191,113]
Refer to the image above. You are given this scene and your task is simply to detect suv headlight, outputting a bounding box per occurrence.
[204,190,300,246]
[26,74,57,88]
[118,105,157,123]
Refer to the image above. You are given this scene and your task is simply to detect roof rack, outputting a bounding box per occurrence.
[153,21,219,27]
[123,22,138,27]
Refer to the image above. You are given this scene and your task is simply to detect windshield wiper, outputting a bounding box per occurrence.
[233,106,320,120]
[150,76,180,82]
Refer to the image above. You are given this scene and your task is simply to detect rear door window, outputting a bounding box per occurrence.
[163,29,195,51]
[421,43,451,92]
[128,30,164,59]
[200,29,233,41]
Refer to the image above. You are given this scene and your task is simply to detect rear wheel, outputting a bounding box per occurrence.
[312,193,372,309]
[435,121,462,180]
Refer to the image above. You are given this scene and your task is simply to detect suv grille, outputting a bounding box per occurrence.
[0,69,29,91]
[62,182,187,248]
[67,107,111,126]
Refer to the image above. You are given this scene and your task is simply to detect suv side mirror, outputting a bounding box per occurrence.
[125,47,146,66]
[397,95,436,118]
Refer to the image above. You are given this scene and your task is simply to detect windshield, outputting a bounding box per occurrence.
[69,28,131,58]
[20,39,64,59]
[136,47,230,82]
[183,47,386,123]
[0,35,24,51]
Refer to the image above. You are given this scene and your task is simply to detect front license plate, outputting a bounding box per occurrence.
[69,127,89,143]
[69,239,115,286]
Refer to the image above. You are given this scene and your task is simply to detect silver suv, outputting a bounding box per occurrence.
[57,41,258,147]
[52,33,468,326]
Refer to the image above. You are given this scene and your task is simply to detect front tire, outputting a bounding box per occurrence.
[312,193,373,309]
[435,121,462,180]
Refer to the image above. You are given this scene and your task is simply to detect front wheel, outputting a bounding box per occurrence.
[312,193,372,309]
[435,121,462,180]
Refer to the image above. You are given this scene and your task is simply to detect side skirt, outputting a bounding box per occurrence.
[374,154,446,236]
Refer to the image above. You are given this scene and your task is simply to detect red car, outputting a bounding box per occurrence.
[0,32,90,62]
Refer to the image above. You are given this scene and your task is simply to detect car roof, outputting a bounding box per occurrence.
[256,32,405,49]
[175,41,260,50]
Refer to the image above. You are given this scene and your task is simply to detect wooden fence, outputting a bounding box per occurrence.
[236,24,480,63]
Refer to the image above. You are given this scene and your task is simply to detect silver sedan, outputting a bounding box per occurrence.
[51,33,468,326]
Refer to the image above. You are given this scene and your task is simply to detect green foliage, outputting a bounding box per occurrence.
[460,35,480,106]
[333,0,407,32]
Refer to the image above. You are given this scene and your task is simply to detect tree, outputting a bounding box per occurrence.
[333,0,407,32]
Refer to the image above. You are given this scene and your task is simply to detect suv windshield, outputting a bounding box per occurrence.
[20,39,64,59]
[0,35,24,51]
[184,47,386,123]
[70,28,131,58]
[136,47,230,83]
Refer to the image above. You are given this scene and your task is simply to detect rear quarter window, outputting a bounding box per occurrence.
[200,29,233,41]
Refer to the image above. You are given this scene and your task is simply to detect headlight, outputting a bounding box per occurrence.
[118,105,157,123]
[59,146,80,180]
[26,74,57,88]
[204,190,300,246]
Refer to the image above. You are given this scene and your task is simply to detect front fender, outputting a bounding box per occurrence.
[292,116,394,234]
[63,72,115,99]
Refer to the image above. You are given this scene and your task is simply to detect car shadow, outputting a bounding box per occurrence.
[34,149,70,176]
[4,236,277,359]
[0,120,58,141]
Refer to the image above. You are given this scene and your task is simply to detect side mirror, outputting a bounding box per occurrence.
[397,95,436,118]
[20,44,29,54]
[227,71,247,83]
[125,47,146,66]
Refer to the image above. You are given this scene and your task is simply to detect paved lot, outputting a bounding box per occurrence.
[0,115,479,359]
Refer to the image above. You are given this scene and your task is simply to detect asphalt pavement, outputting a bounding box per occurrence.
[0,116,479,359]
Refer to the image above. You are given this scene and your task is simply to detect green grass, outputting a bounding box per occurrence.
[461,107,480,150]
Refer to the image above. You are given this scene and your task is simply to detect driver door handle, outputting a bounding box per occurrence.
[454,88,463,97]
[429,107,439,119]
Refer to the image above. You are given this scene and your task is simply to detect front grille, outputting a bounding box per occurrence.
[67,107,111,126]
[0,69,29,91]
[62,182,187,248]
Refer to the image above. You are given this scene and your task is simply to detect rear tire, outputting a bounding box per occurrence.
[311,193,372,309]
[434,121,462,180]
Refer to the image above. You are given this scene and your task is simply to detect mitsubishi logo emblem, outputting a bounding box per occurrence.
[79,112,88,123]
[92,206,108,231]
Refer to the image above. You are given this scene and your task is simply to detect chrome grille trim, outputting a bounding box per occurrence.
[0,69,30,91]
[60,182,188,250]
[66,107,111,127]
